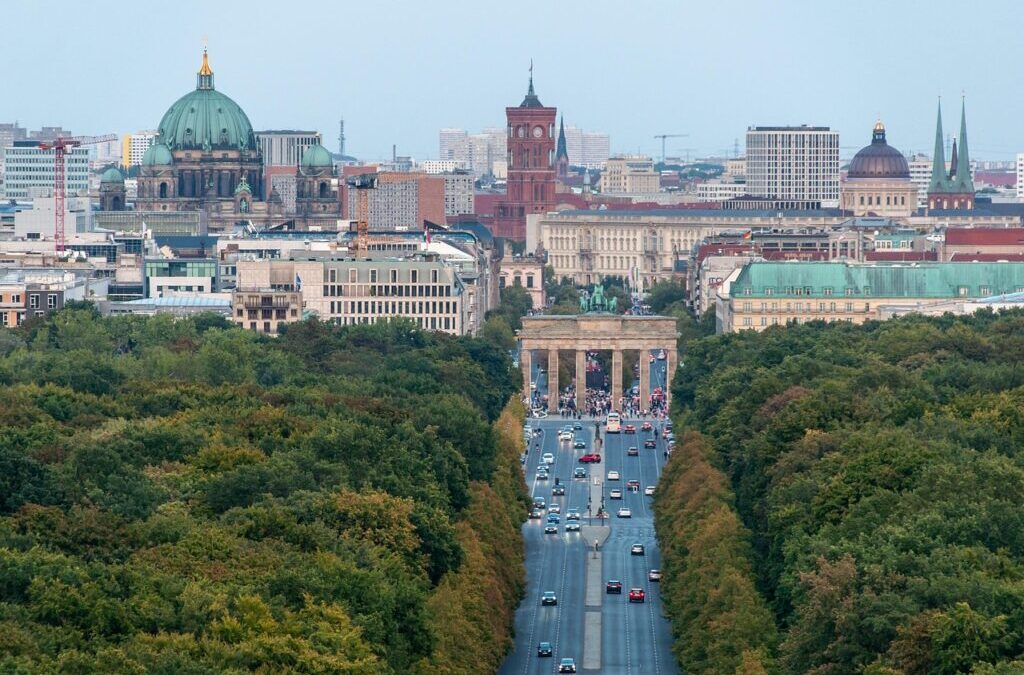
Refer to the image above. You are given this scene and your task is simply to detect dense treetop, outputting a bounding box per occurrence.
[658,310,1024,674]
[0,308,526,674]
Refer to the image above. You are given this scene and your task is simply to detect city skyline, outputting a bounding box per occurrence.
[4,0,1024,161]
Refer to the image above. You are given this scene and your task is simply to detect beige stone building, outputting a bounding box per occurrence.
[717,260,1024,333]
[498,257,545,309]
[840,121,917,219]
[599,155,659,194]
[231,289,302,335]
[236,253,468,335]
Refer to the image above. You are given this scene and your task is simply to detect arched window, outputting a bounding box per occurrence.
[319,182,328,198]
[159,182,168,198]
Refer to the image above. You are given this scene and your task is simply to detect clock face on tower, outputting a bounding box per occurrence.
[532,126,543,139]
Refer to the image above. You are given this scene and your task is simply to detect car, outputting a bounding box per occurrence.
[558,432,573,442]
[662,429,670,439]
[644,439,657,449]
[578,453,602,463]
[537,641,553,657]
[631,543,645,555]
[529,508,543,519]
[566,509,581,520]
[536,470,549,480]
[573,422,583,430]
[609,488,622,499]
[629,587,646,603]
[624,424,636,434]
[546,514,560,524]
[533,497,546,509]
[607,470,620,480]
[552,485,565,496]
[573,467,587,479]
[649,569,662,582]
[627,479,641,490]
[548,503,561,514]
[558,657,577,673]
[541,591,557,605]
[617,507,632,518]
[544,524,558,534]
[573,440,586,449]
[641,421,653,431]
[665,421,673,430]
[565,521,581,532]
[606,580,623,594]
[542,453,555,465]
[627,446,639,456]
[644,485,656,496]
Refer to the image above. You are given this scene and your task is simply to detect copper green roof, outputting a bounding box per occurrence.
[730,262,1024,299]
[141,142,173,166]
[100,167,124,183]
[300,143,333,174]
[156,50,256,152]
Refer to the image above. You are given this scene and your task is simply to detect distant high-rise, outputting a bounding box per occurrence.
[122,130,158,168]
[439,128,504,178]
[492,66,557,241]
[563,125,610,169]
[2,141,90,201]
[745,125,840,208]
[0,122,27,176]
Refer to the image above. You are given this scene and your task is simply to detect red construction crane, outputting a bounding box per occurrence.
[36,134,117,252]
[346,173,378,258]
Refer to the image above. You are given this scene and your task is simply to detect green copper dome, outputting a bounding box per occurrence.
[141,142,174,166]
[156,50,257,152]
[300,143,333,174]
[100,167,124,183]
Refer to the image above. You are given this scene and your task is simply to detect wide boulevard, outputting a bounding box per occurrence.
[500,358,678,674]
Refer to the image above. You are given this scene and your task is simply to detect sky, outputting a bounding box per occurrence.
[4,0,1024,162]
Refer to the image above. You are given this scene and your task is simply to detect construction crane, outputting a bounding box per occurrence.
[347,173,378,258]
[37,134,118,253]
[653,134,688,164]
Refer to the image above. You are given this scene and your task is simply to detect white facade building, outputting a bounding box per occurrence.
[421,160,459,174]
[695,180,748,202]
[2,143,90,200]
[599,155,659,194]
[442,171,474,217]
[438,127,504,178]
[439,128,469,166]
[256,130,322,167]
[745,126,840,208]
[125,131,158,167]
[564,126,611,169]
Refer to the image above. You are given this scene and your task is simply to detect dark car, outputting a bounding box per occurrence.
[552,485,565,496]
[644,439,657,448]
[627,446,639,456]
[573,467,587,479]
[606,580,623,594]
[529,508,543,519]
[544,524,558,534]
[542,591,557,605]
[573,422,583,430]
[537,642,553,657]
[573,440,586,449]
[624,424,636,434]
[559,658,577,673]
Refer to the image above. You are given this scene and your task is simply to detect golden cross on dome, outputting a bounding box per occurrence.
[199,37,212,76]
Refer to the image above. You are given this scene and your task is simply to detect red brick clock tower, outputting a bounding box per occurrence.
[493,66,557,241]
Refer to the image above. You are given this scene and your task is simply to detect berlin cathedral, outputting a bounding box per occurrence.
[127,50,341,230]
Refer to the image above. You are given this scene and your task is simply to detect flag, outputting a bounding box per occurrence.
[424,223,431,245]
[742,230,753,240]
[295,273,302,291]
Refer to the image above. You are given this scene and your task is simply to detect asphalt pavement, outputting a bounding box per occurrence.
[499,401,677,673]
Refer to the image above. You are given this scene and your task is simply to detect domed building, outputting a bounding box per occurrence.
[841,120,917,219]
[99,167,126,211]
[131,49,340,229]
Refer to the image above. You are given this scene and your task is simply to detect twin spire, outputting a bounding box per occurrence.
[929,96,973,194]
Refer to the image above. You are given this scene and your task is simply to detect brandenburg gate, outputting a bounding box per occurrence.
[519,314,680,413]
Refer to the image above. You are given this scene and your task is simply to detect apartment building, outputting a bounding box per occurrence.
[599,155,660,194]
[231,289,303,335]
[0,270,108,326]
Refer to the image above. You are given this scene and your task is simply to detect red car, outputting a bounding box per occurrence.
[578,453,602,463]
[628,588,646,603]
[624,424,636,434]
[641,422,653,431]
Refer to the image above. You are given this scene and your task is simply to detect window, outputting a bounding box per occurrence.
[764,287,773,296]
[823,287,832,296]
[348,269,357,283]
[742,317,752,326]
[845,288,854,296]
[390,269,398,283]
[431,270,439,283]
[329,269,337,283]
[370,269,378,283]
[980,286,991,296]
[959,286,968,297]
[743,287,752,296]
[28,294,38,309]
[846,302,853,312]
[742,302,752,312]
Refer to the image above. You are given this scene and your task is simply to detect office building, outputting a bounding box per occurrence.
[717,260,1024,333]
[695,180,747,202]
[599,155,659,194]
[443,170,474,218]
[745,125,840,208]
[439,128,469,165]
[422,160,460,174]
[122,130,158,168]
[2,142,90,200]
[345,171,445,230]
[840,120,916,218]
[0,123,27,176]
[438,127,505,178]
[563,125,611,169]
[144,258,218,298]
[236,252,468,334]
[256,130,321,167]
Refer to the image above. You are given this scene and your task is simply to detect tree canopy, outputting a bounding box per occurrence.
[656,310,1024,674]
[0,310,527,674]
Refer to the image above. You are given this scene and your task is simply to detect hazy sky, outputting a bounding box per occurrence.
[5,0,1023,161]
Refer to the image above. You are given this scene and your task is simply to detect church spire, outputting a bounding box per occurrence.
[520,60,543,108]
[197,45,214,90]
[556,116,568,160]
[954,95,974,192]
[928,99,947,193]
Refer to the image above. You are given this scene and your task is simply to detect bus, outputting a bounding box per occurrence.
[606,411,621,433]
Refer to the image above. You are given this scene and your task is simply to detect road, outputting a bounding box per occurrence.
[500,408,677,671]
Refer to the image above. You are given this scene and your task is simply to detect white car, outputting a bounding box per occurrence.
[559,432,573,442]
[609,488,622,499]
[607,470,620,481]
[565,521,581,532]
[617,507,632,518]
[548,504,561,514]
[644,486,656,496]
[542,453,555,465]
